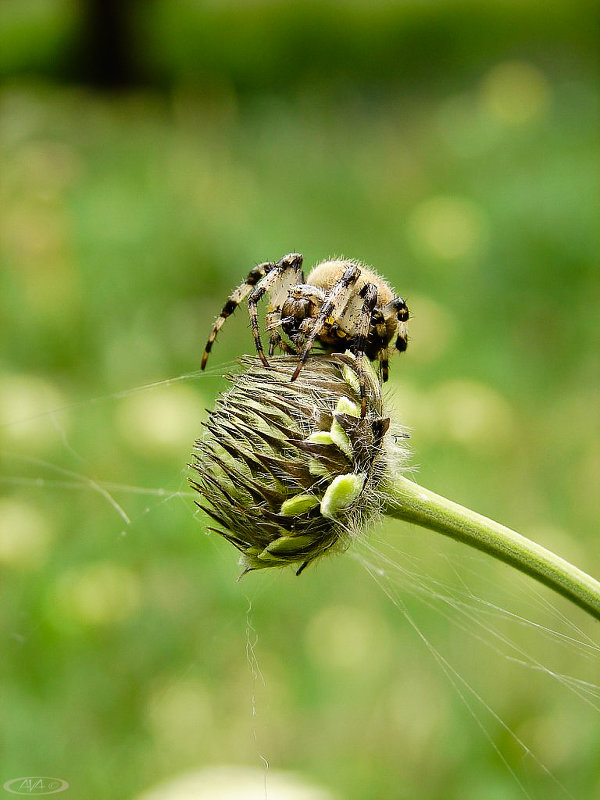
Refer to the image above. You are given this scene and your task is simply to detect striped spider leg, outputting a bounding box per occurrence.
[290,264,362,380]
[200,253,303,370]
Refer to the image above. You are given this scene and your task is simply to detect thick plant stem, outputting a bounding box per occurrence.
[385,476,600,622]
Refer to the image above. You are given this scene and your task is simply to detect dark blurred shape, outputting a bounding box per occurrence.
[74,0,138,88]
[0,0,597,94]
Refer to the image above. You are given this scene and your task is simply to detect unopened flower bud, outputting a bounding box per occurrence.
[190,354,408,576]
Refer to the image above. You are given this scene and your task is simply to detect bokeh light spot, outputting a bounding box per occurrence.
[408,195,488,261]
[0,498,51,569]
[0,374,67,451]
[304,604,388,674]
[146,677,213,759]
[116,385,204,457]
[434,379,516,453]
[52,561,142,626]
[480,61,551,126]
[134,765,337,800]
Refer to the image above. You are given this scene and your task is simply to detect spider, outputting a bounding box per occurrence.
[200,253,409,416]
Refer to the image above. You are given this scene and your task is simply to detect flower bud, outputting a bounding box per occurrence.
[190,354,408,575]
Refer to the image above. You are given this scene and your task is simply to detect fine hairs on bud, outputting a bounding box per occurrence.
[190,354,409,576]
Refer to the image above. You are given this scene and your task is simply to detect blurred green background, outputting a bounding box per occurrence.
[1,1,599,798]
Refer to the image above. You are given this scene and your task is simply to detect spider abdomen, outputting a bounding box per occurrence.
[306,260,395,307]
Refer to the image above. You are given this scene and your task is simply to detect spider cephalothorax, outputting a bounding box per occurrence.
[200,253,409,415]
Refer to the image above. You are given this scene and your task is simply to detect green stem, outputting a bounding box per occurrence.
[385,476,600,622]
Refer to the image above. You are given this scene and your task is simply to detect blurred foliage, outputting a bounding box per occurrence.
[1,2,599,799]
[0,0,599,91]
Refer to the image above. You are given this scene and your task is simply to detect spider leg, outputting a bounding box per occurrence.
[264,255,305,356]
[248,252,304,366]
[289,285,327,304]
[353,283,379,417]
[266,315,299,352]
[201,261,274,370]
[266,328,297,356]
[378,348,390,382]
[386,296,409,353]
[291,264,361,381]
[370,308,389,382]
[267,326,282,357]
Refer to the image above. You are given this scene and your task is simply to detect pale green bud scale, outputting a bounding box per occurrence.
[280,494,321,516]
[320,473,367,519]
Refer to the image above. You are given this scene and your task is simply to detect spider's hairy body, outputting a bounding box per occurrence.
[292,260,398,357]
[308,261,395,303]
[201,253,409,416]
